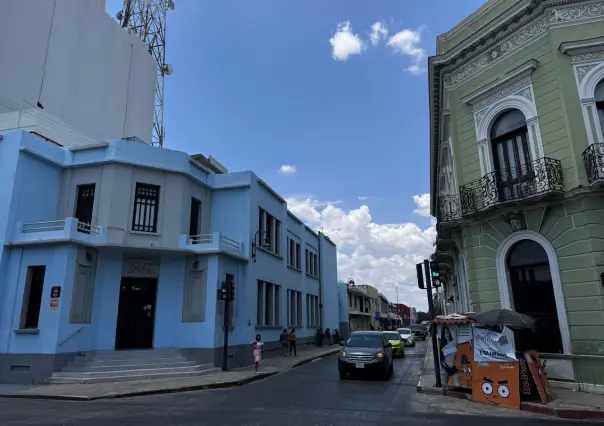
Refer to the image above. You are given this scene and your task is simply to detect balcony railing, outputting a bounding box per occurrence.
[437,195,461,222]
[459,157,563,216]
[179,232,245,257]
[13,218,105,245]
[582,143,604,185]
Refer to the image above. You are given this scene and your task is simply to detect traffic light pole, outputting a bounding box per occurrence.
[222,294,230,371]
[424,259,442,388]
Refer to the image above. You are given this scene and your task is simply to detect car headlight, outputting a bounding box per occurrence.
[340,350,347,357]
[376,352,384,358]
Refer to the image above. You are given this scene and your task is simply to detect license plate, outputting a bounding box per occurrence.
[355,363,365,369]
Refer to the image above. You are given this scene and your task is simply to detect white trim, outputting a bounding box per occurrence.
[573,60,604,145]
[495,230,572,356]
[474,92,542,175]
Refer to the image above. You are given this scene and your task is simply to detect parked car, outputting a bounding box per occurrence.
[410,324,428,340]
[338,331,394,380]
[382,331,405,357]
[396,328,416,347]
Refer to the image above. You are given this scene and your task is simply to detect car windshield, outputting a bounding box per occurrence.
[410,325,424,330]
[384,332,400,341]
[398,329,411,335]
[347,335,383,348]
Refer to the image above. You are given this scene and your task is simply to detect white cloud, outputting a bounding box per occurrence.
[358,196,383,201]
[279,164,297,174]
[412,193,432,217]
[370,21,388,46]
[329,21,365,61]
[386,28,427,74]
[286,195,436,310]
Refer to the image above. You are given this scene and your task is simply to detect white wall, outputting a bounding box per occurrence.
[0,0,156,144]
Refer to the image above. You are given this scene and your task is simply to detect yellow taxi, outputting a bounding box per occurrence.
[382,331,405,357]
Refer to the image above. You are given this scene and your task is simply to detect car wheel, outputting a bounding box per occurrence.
[339,370,347,380]
[388,362,394,376]
[382,365,390,380]
[401,350,405,358]
[412,342,416,347]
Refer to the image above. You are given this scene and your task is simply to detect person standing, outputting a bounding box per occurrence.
[279,328,289,356]
[251,334,264,374]
[325,328,332,345]
[289,328,297,356]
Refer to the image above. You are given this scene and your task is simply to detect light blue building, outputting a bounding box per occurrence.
[0,130,339,384]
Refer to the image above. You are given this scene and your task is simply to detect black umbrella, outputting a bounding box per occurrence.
[470,309,536,332]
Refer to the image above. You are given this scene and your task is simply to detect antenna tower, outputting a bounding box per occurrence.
[117,0,174,147]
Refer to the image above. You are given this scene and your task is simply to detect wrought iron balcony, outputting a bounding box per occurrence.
[582,143,604,185]
[437,195,461,222]
[459,157,563,216]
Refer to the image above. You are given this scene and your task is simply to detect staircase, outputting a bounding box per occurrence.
[46,349,220,384]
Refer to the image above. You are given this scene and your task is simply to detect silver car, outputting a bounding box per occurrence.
[397,328,416,347]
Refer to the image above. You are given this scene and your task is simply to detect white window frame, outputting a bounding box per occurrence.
[287,235,301,270]
[572,57,604,146]
[287,289,303,327]
[258,208,282,256]
[307,294,320,327]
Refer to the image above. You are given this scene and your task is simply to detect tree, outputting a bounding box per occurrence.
[416,311,430,323]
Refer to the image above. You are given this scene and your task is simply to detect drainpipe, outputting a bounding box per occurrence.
[318,231,323,330]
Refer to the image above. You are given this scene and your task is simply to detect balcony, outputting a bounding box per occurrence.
[12,218,106,246]
[582,143,604,186]
[459,157,563,216]
[179,232,246,259]
[437,195,461,223]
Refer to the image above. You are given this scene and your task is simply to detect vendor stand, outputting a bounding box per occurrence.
[432,310,553,410]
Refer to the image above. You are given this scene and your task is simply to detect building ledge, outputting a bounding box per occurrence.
[14,329,39,335]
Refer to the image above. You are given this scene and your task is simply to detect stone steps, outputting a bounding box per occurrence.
[47,349,219,384]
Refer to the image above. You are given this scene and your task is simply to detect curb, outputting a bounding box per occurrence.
[0,350,340,402]
[417,382,604,421]
[0,372,280,401]
[292,348,340,368]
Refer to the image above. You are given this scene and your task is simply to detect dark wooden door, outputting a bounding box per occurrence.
[75,184,95,233]
[115,278,158,350]
[491,129,532,201]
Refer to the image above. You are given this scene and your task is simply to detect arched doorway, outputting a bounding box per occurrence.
[506,239,563,353]
[490,109,532,201]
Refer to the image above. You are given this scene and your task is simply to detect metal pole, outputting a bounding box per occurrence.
[424,259,442,387]
[222,296,229,371]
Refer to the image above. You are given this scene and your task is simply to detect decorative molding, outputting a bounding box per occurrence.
[473,77,534,126]
[573,50,604,63]
[577,64,598,81]
[550,1,604,25]
[504,212,527,232]
[462,60,538,105]
[445,16,549,89]
[559,36,604,59]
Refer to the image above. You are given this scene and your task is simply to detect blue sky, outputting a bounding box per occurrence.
[106,0,486,310]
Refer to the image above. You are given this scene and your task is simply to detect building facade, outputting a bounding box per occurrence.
[347,282,378,331]
[430,0,604,392]
[0,130,339,384]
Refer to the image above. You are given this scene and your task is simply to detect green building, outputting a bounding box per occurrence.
[429,0,604,393]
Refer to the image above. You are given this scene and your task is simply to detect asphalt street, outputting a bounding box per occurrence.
[0,341,583,425]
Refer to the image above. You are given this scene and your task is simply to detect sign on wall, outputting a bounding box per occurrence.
[50,299,59,309]
[50,286,61,298]
[474,327,517,362]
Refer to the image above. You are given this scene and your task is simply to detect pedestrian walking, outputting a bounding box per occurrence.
[325,328,332,345]
[279,328,289,356]
[251,334,264,374]
[316,328,323,347]
[289,328,297,356]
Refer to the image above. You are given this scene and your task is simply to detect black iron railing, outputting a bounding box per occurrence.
[459,157,563,215]
[582,143,604,184]
[437,195,461,222]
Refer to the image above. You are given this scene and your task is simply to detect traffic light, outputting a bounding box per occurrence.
[227,281,235,301]
[429,257,441,287]
[416,263,425,289]
[217,281,228,300]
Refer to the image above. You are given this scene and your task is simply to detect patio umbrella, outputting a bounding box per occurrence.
[470,309,536,332]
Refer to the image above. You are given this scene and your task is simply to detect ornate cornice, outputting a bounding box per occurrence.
[443,1,604,89]
[572,50,604,62]
[473,77,534,126]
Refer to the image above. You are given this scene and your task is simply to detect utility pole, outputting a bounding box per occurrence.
[424,259,442,387]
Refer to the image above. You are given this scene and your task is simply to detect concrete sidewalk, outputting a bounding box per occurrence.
[416,343,604,421]
[0,345,340,401]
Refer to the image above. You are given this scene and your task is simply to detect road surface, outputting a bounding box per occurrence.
[0,341,577,425]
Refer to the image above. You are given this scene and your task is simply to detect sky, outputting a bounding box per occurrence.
[106,0,487,311]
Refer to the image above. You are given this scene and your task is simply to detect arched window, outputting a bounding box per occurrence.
[490,109,532,200]
[506,239,563,354]
[595,79,604,139]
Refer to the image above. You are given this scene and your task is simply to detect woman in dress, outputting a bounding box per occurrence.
[251,334,264,374]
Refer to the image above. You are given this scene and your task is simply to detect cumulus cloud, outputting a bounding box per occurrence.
[279,164,297,174]
[386,28,427,74]
[370,21,388,46]
[412,193,432,217]
[329,21,365,61]
[286,195,436,310]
